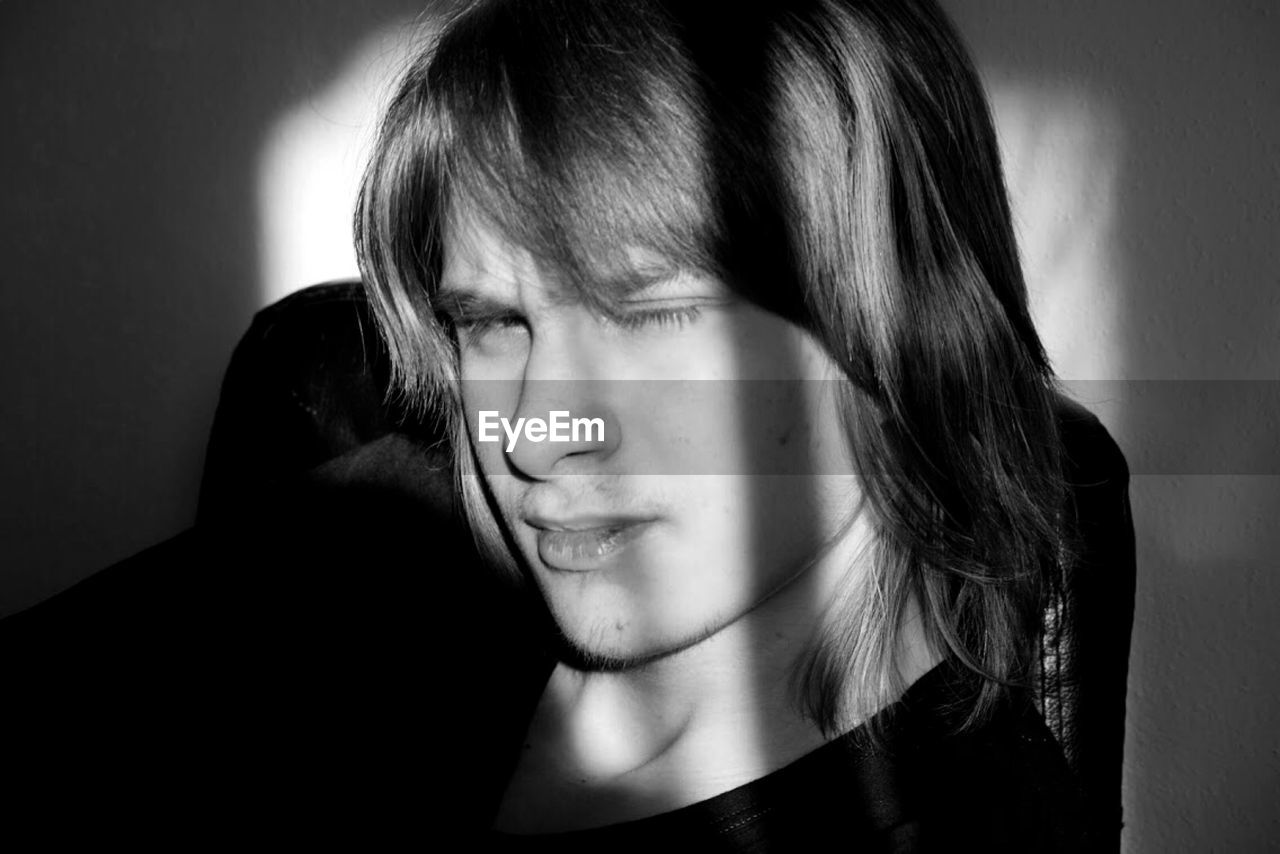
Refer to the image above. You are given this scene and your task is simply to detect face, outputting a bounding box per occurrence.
[440,215,865,667]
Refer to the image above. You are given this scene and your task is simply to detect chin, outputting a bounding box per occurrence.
[522,544,759,671]
[545,601,732,672]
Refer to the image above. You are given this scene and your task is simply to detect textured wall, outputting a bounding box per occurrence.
[0,0,424,613]
[946,2,1280,851]
[1,2,1277,849]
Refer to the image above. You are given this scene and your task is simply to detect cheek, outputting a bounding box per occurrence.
[619,387,835,480]
[654,307,850,475]
[749,359,855,478]
[460,377,521,470]
[663,479,834,600]
[701,382,837,475]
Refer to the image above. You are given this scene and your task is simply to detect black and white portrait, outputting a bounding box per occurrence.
[1,2,1276,850]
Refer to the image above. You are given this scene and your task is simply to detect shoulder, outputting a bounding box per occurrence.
[1054,392,1130,487]
[885,664,1094,852]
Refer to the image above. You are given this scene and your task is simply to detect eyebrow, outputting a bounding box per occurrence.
[613,268,734,303]
[601,265,685,296]
[434,267,729,317]
[433,289,516,319]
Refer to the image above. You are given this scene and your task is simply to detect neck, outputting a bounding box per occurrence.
[541,591,824,787]
[504,508,943,832]
[495,508,943,833]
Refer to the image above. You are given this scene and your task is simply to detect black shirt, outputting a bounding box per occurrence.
[487,657,1091,853]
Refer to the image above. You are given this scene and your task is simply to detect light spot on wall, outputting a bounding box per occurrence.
[990,83,1125,384]
[257,24,417,306]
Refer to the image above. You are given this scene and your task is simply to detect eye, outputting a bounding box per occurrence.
[609,304,703,332]
[444,311,528,349]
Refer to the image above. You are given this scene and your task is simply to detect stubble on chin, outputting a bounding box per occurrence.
[545,599,737,674]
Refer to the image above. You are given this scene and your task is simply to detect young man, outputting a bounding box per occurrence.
[356,0,1102,848]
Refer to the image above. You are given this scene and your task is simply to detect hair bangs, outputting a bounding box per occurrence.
[428,0,720,311]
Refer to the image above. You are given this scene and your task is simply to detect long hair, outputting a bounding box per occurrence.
[355,0,1073,735]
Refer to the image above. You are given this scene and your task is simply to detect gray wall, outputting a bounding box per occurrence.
[2,2,1277,850]
[1,0,423,611]
[947,2,1280,850]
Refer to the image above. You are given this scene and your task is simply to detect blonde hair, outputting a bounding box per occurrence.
[355,0,1074,734]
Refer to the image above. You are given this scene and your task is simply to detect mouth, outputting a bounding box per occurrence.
[525,516,656,572]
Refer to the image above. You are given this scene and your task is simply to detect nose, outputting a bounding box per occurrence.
[503,329,619,479]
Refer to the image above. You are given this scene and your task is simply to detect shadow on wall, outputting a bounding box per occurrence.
[947,1,1280,852]
[0,0,426,615]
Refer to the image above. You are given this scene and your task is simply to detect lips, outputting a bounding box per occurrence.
[526,516,655,571]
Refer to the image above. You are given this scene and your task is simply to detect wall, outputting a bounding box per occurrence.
[946,2,1280,851]
[0,0,424,612]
